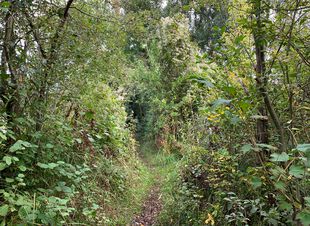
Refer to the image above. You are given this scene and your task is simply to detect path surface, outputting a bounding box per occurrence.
[131,184,162,226]
[131,144,163,226]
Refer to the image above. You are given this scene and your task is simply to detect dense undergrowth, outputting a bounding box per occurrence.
[0,1,149,224]
[128,5,309,225]
[156,145,310,226]
[0,82,150,225]
[1,0,309,225]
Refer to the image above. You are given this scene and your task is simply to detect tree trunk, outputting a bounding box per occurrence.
[34,0,75,131]
[1,3,19,129]
[253,0,269,146]
[253,0,286,152]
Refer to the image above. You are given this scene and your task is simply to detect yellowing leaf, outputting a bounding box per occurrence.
[205,213,215,225]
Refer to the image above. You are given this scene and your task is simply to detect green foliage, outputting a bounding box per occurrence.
[1,0,309,225]
[164,0,229,52]
[0,1,144,224]
[158,144,310,225]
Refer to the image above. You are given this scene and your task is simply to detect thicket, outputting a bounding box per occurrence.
[0,0,309,225]
[0,1,149,225]
[127,0,310,225]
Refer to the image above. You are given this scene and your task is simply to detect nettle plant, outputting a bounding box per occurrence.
[0,135,91,225]
[239,143,310,225]
[268,144,310,225]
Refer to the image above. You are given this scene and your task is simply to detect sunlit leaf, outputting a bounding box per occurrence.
[0,163,7,171]
[234,35,246,44]
[18,165,27,171]
[37,162,58,169]
[296,144,310,153]
[3,156,12,165]
[9,140,37,152]
[0,1,11,8]
[45,143,54,149]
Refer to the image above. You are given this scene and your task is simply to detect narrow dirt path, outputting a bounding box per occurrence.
[131,183,162,226]
[131,144,163,226]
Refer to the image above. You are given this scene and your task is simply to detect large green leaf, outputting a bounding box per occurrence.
[18,165,27,172]
[296,144,310,153]
[0,204,9,217]
[274,181,286,191]
[182,5,191,12]
[289,165,305,178]
[297,210,310,225]
[241,144,252,154]
[270,152,289,162]
[3,156,12,165]
[270,165,286,177]
[279,200,293,211]
[0,131,6,141]
[9,140,37,152]
[45,143,54,149]
[0,163,7,171]
[0,1,11,8]
[251,176,262,189]
[212,98,231,109]
[37,162,59,169]
[190,78,214,88]
[16,196,32,207]
[18,206,31,220]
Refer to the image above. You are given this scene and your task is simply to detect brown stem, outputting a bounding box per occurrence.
[253,0,286,152]
[35,0,75,131]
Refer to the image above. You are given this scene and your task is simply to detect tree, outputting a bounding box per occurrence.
[164,0,229,53]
